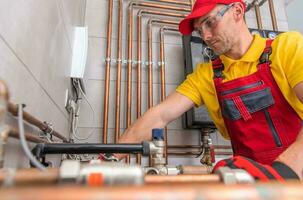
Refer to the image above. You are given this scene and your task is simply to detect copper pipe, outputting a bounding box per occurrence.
[254,1,263,29]
[1,183,303,199]
[129,2,191,13]
[153,0,191,6]
[147,19,179,108]
[138,10,186,166]
[145,174,220,184]
[135,10,144,165]
[137,13,184,165]
[179,165,213,175]
[126,1,190,129]
[168,145,232,150]
[0,80,9,101]
[160,27,167,164]
[8,102,68,142]
[159,26,179,164]
[114,0,123,143]
[168,151,233,156]
[147,20,153,110]
[8,128,49,143]
[127,2,189,164]
[0,168,59,186]
[268,0,278,31]
[102,0,113,144]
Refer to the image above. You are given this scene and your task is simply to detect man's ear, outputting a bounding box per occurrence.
[233,3,245,21]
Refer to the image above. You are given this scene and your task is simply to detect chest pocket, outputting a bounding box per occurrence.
[221,87,274,120]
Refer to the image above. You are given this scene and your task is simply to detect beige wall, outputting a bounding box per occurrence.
[0,0,86,168]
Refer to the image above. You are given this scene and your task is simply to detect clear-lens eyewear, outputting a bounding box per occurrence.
[195,3,235,37]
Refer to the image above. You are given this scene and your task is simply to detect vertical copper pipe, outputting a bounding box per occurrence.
[159,27,167,164]
[159,27,179,164]
[136,11,143,165]
[254,1,263,29]
[268,0,278,31]
[114,0,123,143]
[147,20,153,110]
[102,0,113,144]
[126,4,133,130]
[126,3,135,165]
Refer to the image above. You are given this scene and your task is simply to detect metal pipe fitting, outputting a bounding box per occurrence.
[215,167,255,184]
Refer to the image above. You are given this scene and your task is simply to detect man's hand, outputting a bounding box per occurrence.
[213,156,299,181]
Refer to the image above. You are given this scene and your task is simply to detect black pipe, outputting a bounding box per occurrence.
[32,142,150,158]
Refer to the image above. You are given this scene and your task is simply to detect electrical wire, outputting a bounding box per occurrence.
[18,104,46,171]
[70,79,96,141]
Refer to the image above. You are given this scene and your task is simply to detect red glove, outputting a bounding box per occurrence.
[213,156,299,181]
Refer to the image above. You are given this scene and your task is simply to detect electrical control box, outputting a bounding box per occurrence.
[181,29,282,129]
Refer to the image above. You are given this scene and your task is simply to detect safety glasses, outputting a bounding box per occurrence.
[194,3,235,37]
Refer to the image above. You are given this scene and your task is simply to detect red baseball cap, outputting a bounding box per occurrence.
[179,0,246,35]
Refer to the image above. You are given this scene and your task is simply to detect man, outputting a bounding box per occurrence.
[116,0,303,180]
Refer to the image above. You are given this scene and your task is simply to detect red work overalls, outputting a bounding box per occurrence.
[212,40,302,164]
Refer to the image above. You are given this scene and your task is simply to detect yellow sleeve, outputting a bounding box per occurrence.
[277,32,303,88]
[176,64,204,107]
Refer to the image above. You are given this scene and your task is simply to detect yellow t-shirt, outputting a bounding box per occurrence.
[176,31,303,139]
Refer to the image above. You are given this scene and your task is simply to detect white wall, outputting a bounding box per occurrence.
[285,0,303,33]
[0,0,86,168]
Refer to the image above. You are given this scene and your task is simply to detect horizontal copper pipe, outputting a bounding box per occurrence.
[0,168,59,186]
[168,151,233,156]
[130,1,191,13]
[145,174,220,184]
[7,128,49,143]
[168,145,232,150]
[179,165,213,175]
[1,180,303,199]
[8,102,68,142]
[155,0,191,6]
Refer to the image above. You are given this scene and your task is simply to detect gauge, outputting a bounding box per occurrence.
[251,30,262,36]
[267,31,278,39]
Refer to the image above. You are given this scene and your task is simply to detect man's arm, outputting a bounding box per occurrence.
[116,92,195,159]
[275,82,303,180]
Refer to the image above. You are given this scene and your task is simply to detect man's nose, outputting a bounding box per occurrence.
[200,28,213,41]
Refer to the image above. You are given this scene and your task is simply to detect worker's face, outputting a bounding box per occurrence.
[193,3,240,55]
